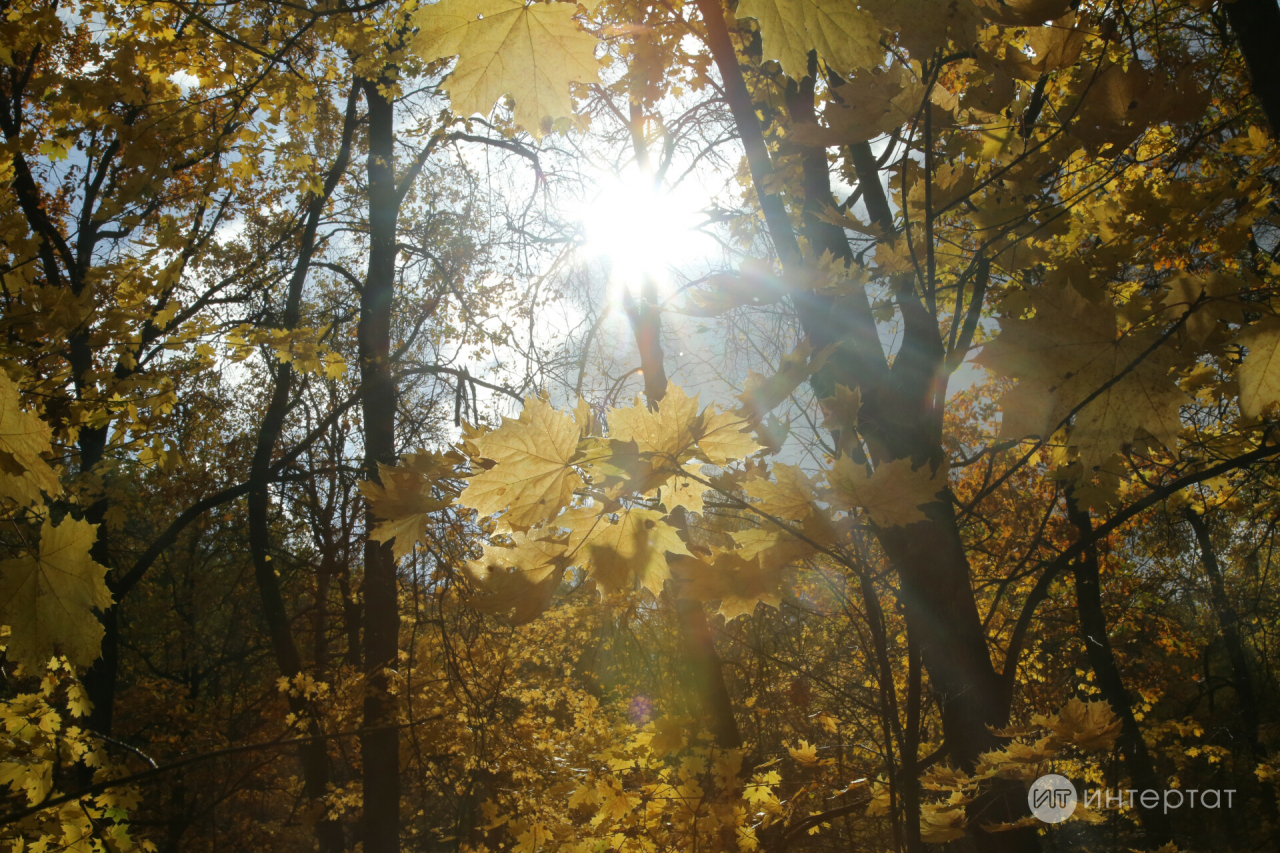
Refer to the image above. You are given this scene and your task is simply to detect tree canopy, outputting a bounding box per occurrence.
[3,1,1280,852]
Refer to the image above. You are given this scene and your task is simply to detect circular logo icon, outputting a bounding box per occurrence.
[1028,774,1078,823]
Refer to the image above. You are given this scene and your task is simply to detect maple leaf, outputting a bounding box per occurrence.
[0,517,112,671]
[695,408,763,466]
[975,0,1071,24]
[411,0,601,137]
[661,463,709,516]
[818,384,861,433]
[647,715,686,756]
[788,740,820,765]
[607,385,700,461]
[460,396,583,529]
[1235,319,1280,418]
[1036,697,1123,752]
[860,0,983,59]
[736,0,882,80]
[466,531,568,625]
[1160,271,1243,343]
[791,65,924,148]
[736,339,828,423]
[744,464,816,521]
[729,513,828,569]
[361,451,457,560]
[976,285,1188,471]
[0,372,62,508]
[673,551,785,620]
[825,457,944,527]
[585,507,690,595]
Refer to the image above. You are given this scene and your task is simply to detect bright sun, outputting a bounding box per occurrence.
[577,172,712,298]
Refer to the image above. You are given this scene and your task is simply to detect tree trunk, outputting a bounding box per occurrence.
[1067,493,1172,844]
[1185,509,1261,755]
[693,7,1038,847]
[358,76,402,853]
[1223,0,1280,134]
[244,83,359,853]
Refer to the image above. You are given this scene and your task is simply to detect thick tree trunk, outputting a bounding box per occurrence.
[695,6,1037,848]
[1067,494,1172,844]
[1223,0,1280,134]
[358,77,402,853]
[1185,509,1261,755]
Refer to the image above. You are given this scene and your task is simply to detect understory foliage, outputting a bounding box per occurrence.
[4,0,1280,852]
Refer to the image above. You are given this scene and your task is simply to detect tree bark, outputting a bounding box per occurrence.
[694,6,1036,848]
[245,82,359,853]
[1223,0,1280,134]
[1067,493,1172,844]
[358,76,403,853]
[1185,509,1261,755]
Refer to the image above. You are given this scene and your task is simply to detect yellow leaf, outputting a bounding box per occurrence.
[1236,319,1280,418]
[362,451,457,561]
[607,385,699,461]
[745,464,816,521]
[466,531,568,624]
[461,397,583,529]
[860,0,983,59]
[976,285,1188,471]
[672,550,784,620]
[696,407,763,466]
[791,65,925,148]
[736,0,882,80]
[411,0,601,137]
[0,517,112,671]
[788,739,819,765]
[662,463,708,516]
[736,339,828,422]
[585,507,689,595]
[1036,697,1123,752]
[0,371,61,507]
[826,457,944,527]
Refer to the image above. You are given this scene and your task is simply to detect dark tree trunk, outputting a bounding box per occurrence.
[694,6,1037,848]
[1185,509,1261,755]
[1224,0,1280,134]
[245,83,359,853]
[1067,493,1172,844]
[358,77,402,853]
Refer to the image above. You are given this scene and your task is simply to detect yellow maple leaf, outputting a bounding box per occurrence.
[825,456,944,527]
[466,531,568,624]
[460,396,583,529]
[860,0,983,59]
[744,463,816,521]
[736,0,882,80]
[361,451,457,561]
[411,0,601,137]
[1037,697,1123,752]
[695,407,763,466]
[661,462,709,516]
[607,386,700,461]
[673,551,785,620]
[976,285,1188,471]
[0,517,112,671]
[585,507,690,595]
[788,739,819,765]
[0,371,61,508]
[736,339,828,423]
[792,65,925,148]
[1235,318,1280,418]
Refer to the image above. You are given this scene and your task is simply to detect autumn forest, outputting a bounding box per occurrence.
[3,1,1280,852]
